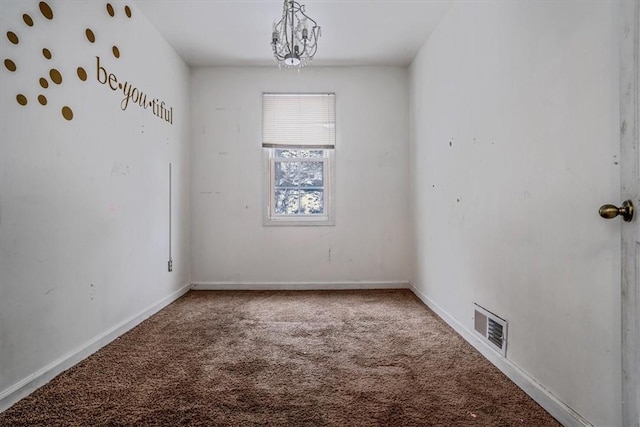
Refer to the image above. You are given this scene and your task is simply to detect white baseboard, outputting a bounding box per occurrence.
[0,283,191,413]
[191,281,410,291]
[410,284,592,427]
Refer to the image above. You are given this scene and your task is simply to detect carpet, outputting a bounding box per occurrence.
[0,290,560,426]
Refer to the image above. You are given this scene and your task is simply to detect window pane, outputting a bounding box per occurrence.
[299,161,323,187]
[299,190,324,214]
[275,161,299,187]
[275,149,324,158]
[275,189,300,214]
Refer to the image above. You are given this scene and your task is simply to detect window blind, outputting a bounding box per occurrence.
[262,93,335,149]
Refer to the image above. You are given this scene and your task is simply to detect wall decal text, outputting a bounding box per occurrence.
[96,56,173,124]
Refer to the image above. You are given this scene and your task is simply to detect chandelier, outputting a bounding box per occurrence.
[271,0,321,68]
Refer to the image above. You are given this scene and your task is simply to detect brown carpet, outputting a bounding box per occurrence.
[0,290,560,426]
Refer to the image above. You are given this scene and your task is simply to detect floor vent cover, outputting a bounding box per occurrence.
[474,304,507,356]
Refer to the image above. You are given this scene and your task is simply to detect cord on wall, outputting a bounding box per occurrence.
[168,162,173,272]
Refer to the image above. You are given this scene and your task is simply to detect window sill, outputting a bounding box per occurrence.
[264,217,335,227]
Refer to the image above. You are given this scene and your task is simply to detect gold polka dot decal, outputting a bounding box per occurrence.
[4,59,16,72]
[61,106,73,121]
[77,67,87,81]
[23,14,34,27]
[7,31,19,44]
[39,2,53,20]
[86,28,95,43]
[5,1,136,123]
[49,69,62,84]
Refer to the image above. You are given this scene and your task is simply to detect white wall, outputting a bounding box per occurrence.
[190,67,411,286]
[409,2,620,425]
[0,0,190,406]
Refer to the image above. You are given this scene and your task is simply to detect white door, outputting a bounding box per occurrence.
[620,1,640,425]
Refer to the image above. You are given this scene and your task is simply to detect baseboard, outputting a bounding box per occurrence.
[410,284,592,427]
[0,283,191,413]
[191,281,410,291]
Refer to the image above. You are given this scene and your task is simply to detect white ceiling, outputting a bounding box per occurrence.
[133,0,452,67]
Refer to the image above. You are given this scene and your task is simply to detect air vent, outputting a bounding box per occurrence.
[474,304,507,356]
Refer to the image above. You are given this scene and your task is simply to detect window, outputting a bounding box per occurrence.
[263,93,335,225]
[267,148,332,224]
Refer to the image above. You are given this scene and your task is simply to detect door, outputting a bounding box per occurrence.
[621,1,640,425]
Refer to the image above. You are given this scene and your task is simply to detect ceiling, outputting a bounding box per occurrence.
[133,0,452,67]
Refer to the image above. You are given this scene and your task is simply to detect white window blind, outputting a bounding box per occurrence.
[262,93,335,149]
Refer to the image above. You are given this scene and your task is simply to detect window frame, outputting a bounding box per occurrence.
[264,148,335,226]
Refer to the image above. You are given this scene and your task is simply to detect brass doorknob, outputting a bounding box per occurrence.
[599,200,634,222]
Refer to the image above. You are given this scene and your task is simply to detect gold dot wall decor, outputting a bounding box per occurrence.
[4,59,16,72]
[61,106,73,120]
[2,1,171,125]
[77,67,87,81]
[23,14,34,27]
[7,31,19,44]
[86,28,95,43]
[39,2,53,20]
[2,1,136,122]
[49,68,62,85]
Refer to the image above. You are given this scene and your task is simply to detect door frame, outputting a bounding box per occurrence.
[620,0,639,425]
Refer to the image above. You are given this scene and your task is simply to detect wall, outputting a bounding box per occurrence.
[190,67,410,286]
[409,2,620,425]
[0,0,190,407]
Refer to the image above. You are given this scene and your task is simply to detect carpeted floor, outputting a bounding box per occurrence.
[0,290,560,426]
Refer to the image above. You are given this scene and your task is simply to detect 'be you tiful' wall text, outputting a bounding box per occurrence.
[96,56,173,124]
